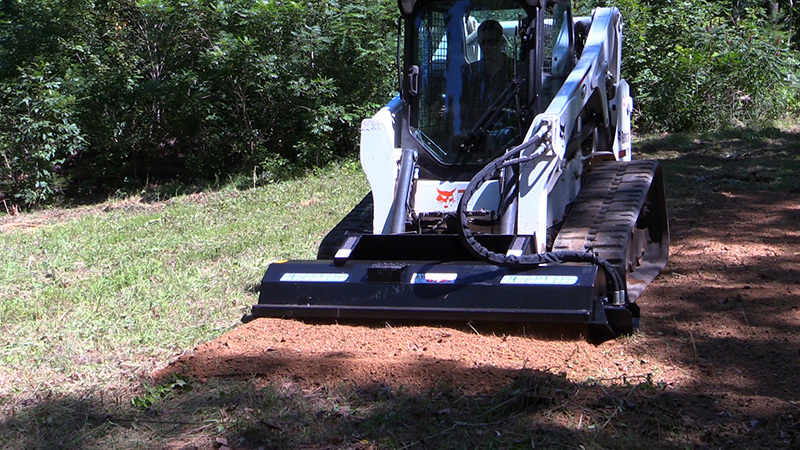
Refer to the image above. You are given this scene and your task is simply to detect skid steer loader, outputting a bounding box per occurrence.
[247,0,669,342]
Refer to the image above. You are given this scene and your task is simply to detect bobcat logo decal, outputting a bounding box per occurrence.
[435,188,465,210]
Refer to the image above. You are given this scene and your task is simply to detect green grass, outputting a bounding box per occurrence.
[0,160,369,398]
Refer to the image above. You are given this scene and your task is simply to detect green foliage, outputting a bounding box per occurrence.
[0,64,85,204]
[0,0,396,205]
[591,0,800,131]
[1,0,799,205]
[131,376,191,410]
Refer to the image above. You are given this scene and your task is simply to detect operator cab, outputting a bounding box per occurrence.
[400,0,576,176]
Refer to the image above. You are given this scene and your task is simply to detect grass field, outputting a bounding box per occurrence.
[1,129,799,448]
[1,161,370,447]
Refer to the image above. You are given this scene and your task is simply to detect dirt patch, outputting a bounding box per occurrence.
[155,319,677,395]
[0,196,164,232]
[154,189,800,447]
[0,192,222,232]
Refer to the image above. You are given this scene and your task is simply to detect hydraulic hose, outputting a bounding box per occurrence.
[456,123,627,304]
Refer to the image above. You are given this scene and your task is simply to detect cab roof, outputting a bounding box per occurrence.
[398,0,551,16]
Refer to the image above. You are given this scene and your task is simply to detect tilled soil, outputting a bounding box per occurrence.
[155,190,800,447]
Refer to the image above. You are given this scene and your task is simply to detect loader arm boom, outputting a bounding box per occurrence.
[515,7,631,245]
[530,7,625,159]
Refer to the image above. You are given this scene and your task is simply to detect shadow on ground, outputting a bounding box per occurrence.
[2,360,798,449]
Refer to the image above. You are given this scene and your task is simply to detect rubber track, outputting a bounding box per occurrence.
[553,160,659,280]
[316,192,374,260]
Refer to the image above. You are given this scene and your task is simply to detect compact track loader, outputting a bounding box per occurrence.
[247,0,669,342]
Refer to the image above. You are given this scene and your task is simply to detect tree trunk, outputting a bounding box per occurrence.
[767,0,780,22]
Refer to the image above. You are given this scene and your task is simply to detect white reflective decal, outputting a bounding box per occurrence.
[500,275,579,285]
[280,273,349,283]
[410,272,458,284]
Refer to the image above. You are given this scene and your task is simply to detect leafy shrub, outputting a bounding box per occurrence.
[1,0,799,206]
[0,64,85,204]
[0,0,397,206]
[601,0,799,131]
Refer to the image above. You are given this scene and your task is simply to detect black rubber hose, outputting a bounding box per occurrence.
[455,128,626,300]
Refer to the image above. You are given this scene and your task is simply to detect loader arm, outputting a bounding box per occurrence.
[516,7,631,246]
[454,7,658,308]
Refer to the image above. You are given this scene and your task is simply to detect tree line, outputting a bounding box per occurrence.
[1,0,797,206]
[605,0,798,131]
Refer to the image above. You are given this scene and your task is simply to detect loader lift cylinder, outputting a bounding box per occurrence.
[499,165,519,235]
[389,148,417,234]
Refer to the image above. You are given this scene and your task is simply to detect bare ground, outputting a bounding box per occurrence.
[154,189,800,448]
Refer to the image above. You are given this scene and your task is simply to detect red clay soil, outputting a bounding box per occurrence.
[155,190,800,445]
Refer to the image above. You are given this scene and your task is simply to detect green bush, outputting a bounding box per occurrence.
[0,64,85,204]
[0,0,397,206]
[1,0,798,206]
[604,0,799,131]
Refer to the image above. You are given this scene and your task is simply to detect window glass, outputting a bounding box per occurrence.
[413,0,528,165]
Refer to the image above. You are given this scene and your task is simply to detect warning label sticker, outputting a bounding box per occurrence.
[410,273,458,284]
